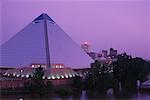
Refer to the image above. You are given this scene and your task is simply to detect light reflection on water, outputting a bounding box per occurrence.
[134,92,150,100]
[1,90,150,100]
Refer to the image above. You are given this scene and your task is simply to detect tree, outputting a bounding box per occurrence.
[85,60,114,93]
[24,67,52,98]
[33,66,44,80]
[85,60,101,90]
[72,76,83,89]
[112,53,150,93]
[32,67,46,96]
[132,57,149,82]
[56,86,73,100]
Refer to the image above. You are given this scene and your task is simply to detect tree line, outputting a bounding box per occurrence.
[85,53,150,96]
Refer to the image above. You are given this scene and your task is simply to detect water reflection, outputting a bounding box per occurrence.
[1,90,150,100]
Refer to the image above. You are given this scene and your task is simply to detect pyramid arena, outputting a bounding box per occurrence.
[0,13,93,88]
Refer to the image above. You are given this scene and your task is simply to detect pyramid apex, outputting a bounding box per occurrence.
[34,13,54,22]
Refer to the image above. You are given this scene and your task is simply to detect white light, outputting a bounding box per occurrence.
[31,65,34,68]
[110,70,113,73]
[21,75,24,77]
[26,75,29,78]
[13,73,16,76]
[65,74,68,78]
[52,76,55,79]
[17,74,20,77]
[4,73,7,75]
[42,76,45,79]
[69,74,72,78]
[48,76,51,79]
[56,75,60,79]
[84,41,88,44]
[56,65,59,68]
[61,75,64,78]
[7,74,10,76]
[21,70,23,72]
[72,74,75,77]
[19,98,24,100]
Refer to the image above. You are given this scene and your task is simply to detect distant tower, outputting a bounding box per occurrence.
[109,48,117,58]
[81,42,90,53]
[102,50,108,58]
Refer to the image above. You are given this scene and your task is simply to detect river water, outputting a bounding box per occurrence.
[1,90,150,100]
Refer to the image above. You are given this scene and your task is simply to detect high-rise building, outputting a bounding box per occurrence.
[81,42,90,53]
[102,50,108,58]
[109,48,117,58]
[0,13,93,69]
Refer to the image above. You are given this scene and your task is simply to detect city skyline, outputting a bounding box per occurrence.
[0,0,150,59]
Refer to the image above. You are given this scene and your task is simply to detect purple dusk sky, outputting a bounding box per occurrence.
[0,0,150,59]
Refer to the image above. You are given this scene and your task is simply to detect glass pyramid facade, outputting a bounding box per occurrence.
[0,13,93,69]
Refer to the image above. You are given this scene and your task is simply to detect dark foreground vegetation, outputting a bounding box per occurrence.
[1,53,150,99]
[85,53,150,98]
